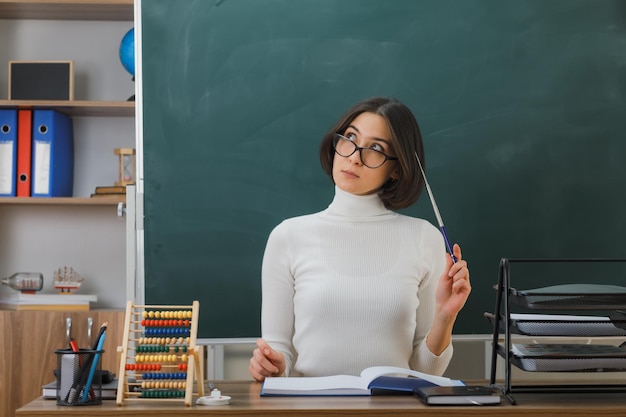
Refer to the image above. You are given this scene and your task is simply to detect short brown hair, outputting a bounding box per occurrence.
[319,97,425,210]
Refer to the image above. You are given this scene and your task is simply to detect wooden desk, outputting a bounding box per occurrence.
[16,380,626,417]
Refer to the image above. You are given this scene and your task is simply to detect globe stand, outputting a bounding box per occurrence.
[127,76,135,102]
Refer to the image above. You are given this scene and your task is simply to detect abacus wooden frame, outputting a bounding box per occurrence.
[116,300,204,406]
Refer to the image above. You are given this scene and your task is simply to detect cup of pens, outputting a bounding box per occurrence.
[54,348,105,405]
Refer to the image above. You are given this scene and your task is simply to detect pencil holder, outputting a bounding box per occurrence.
[54,348,104,406]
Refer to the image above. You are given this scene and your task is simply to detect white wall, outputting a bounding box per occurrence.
[214,337,488,381]
[214,336,626,383]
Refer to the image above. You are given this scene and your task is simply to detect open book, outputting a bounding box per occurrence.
[260,365,464,396]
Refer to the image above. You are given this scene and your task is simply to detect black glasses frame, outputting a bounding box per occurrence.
[333,133,398,169]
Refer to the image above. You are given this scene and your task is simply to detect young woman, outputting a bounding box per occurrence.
[249,97,471,381]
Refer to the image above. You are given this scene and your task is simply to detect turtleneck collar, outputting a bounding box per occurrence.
[324,186,394,219]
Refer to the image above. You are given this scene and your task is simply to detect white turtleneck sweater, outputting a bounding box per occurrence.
[261,186,452,377]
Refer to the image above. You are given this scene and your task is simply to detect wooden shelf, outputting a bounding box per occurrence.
[0,0,133,21]
[0,100,134,117]
[0,196,126,205]
[0,310,125,417]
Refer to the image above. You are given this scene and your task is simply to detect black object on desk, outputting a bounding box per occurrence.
[413,385,501,405]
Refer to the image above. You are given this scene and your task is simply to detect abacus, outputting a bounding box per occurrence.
[116,301,204,406]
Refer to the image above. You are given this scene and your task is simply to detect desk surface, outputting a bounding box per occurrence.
[16,380,626,417]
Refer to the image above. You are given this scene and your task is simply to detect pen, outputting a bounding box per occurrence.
[64,337,85,403]
[414,152,457,263]
[69,337,96,401]
[81,330,106,402]
[91,321,108,351]
[67,322,107,404]
[69,338,79,354]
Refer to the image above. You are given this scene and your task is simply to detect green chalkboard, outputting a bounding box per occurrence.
[141,0,626,338]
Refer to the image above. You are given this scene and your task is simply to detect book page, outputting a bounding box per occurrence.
[360,366,464,387]
[263,374,367,391]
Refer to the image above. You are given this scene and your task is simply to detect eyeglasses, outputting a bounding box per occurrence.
[333,133,398,169]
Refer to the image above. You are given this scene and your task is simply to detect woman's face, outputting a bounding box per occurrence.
[332,112,399,196]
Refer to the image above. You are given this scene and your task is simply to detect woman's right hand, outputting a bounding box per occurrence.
[249,338,286,381]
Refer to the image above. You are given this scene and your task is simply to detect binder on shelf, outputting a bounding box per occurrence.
[16,109,33,197]
[31,109,74,197]
[0,109,18,196]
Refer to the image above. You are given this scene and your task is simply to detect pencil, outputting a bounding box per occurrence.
[81,331,106,402]
[92,321,108,350]
[67,322,108,404]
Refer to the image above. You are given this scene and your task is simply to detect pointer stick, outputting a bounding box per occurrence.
[414,152,457,263]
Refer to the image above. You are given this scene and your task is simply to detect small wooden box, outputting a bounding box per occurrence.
[8,60,74,100]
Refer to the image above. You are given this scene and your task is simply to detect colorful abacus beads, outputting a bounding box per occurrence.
[128,308,196,400]
[135,354,179,363]
[126,362,187,371]
[140,381,187,389]
[142,310,193,319]
[141,372,187,380]
[137,337,190,345]
[141,319,192,327]
[144,327,190,337]
[118,303,200,406]
[140,389,186,398]
[126,363,162,371]
[136,345,171,353]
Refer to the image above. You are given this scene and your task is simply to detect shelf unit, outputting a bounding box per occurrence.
[0,0,135,205]
[0,100,134,117]
[0,0,133,21]
[1,2,135,416]
[0,196,125,205]
[487,258,626,404]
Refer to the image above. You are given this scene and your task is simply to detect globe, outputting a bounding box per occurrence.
[119,28,135,77]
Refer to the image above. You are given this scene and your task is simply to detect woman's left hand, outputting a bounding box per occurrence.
[435,243,471,320]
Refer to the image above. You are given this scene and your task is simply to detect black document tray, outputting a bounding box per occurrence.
[510,284,626,310]
[484,312,626,337]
